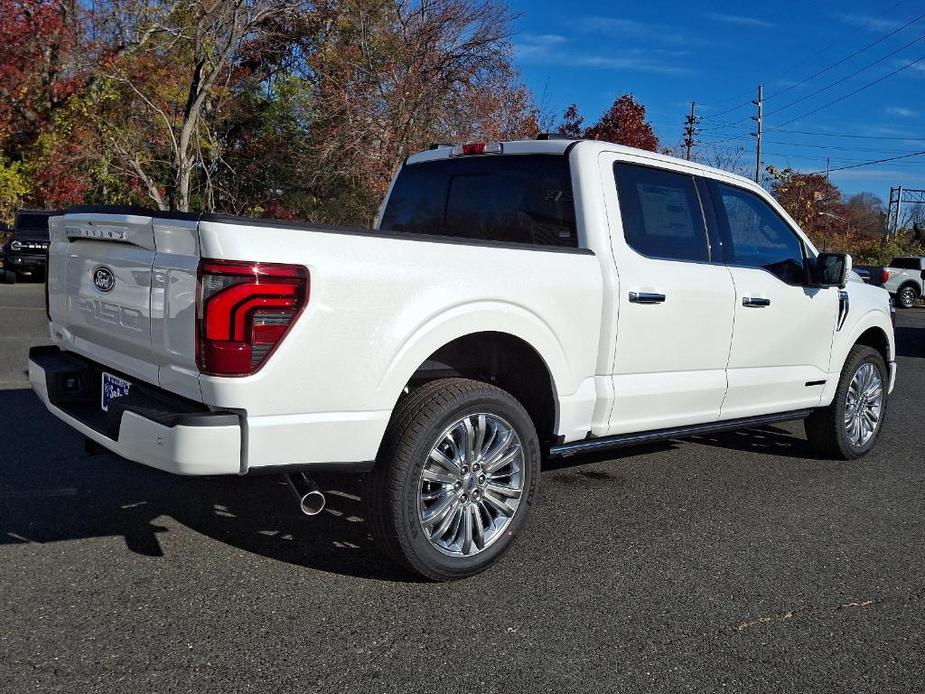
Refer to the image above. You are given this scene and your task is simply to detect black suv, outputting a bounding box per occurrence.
[1,209,59,283]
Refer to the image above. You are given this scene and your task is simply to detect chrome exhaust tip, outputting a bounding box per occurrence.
[285,473,326,516]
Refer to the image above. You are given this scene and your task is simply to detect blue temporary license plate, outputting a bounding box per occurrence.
[101,372,131,412]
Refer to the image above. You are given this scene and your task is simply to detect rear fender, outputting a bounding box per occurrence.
[377,300,573,418]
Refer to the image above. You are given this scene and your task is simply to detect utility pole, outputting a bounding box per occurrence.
[751,84,763,184]
[683,101,698,161]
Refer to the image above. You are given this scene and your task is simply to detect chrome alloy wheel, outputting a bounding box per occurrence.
[898,286,918,309]
[844,362,883,448]
[418,413,524,557]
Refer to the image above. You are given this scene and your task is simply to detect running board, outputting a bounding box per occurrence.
[549,410,813,458]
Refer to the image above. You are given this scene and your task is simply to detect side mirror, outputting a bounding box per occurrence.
[813,252,852,287]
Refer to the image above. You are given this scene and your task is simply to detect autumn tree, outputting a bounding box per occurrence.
[297,0,540,223]
[557,95,659,151]
[0,0,82,153]
[78,0,303,211]
[558,104,583,138]
[844,192,887,238]
[768,166,849,249]
[1,0,546,223]
[0,0,86,215]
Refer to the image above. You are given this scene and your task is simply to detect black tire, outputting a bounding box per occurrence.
[365,378,541,581]
[804,345,888,460]
[896,284,919,309]
[1,270,16,284]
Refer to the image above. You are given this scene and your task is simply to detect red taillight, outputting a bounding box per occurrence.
[196,259,308,376]
[880,269,890,283]
[451,142,503,156]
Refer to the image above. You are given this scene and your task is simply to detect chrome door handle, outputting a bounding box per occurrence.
[629,291,666,304]
[742,297,771,307]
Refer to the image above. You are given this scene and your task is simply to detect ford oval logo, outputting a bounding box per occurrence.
[93,266,115,293]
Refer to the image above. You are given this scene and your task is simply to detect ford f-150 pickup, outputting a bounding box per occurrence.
[856,256,925,308]
[29,138,896,580]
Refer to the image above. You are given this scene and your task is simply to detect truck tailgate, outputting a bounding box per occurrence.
[48,212,202,401]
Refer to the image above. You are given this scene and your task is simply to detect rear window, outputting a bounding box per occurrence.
[379,155,577,248]
[890,257,921,270]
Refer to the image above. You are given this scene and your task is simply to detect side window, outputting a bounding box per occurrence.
[712,182,806,284]
[613,163,710,262]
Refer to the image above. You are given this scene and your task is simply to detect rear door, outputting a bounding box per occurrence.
[704,180,839,418]
[602,157,736,434]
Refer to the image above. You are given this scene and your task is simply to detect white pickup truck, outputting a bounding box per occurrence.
[30,139,896,580]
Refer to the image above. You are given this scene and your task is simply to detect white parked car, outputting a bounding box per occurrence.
[29,139,896,580]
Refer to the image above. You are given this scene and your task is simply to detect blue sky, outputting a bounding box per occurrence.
[507,0,925,202]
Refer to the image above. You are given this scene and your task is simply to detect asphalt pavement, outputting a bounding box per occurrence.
[1,282,923,693]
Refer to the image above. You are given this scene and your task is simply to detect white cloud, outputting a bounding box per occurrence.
[707,13,773,28]
[514,34,692,75]
[836,14,903,31]
[513,34,568,59]
[570,16,709,47]
[886,106,917,118]
[895,58,925,77]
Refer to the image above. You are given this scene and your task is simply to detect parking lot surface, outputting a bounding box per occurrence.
[1,282,923,693]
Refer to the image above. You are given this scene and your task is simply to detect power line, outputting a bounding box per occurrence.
[701,28,925,131]
[764,31,925,118]
[758,139,922,154]
[771,128,925,141]
[807,149,925,174]
[702,137,925,156]
[766,10,925,103]
[768,54,925,130]
[703,143,925,165]
[747,0,916,95]
[699,4,925,122]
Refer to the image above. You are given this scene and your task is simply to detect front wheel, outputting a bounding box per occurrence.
[896,285,919,309]
[365,378,540,581]
[805,345,887,460]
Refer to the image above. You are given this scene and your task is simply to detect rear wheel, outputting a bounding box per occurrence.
[896,284,919,309]
[805,345,887,460]
[365,378,540,581]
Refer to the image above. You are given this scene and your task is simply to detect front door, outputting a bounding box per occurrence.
[705,180,839,418]
[603,157,736,435]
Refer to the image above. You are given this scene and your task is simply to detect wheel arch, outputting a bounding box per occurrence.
[823,310,894,407]
[375,301,575,446]
[402,331,560,444]
[854,325,891,367]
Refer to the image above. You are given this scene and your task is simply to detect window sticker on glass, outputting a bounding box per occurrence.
[636,184,696,238]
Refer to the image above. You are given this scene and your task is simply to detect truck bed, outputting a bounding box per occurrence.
[41,207,604,473]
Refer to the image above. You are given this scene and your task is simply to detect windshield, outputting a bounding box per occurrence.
[13,212,55,239]
[380,155,578,248]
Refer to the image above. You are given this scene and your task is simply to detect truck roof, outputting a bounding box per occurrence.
[405,139,761,191]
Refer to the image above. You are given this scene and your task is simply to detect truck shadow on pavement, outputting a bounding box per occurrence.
[1,386,837,581]
[0,388,415,581]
